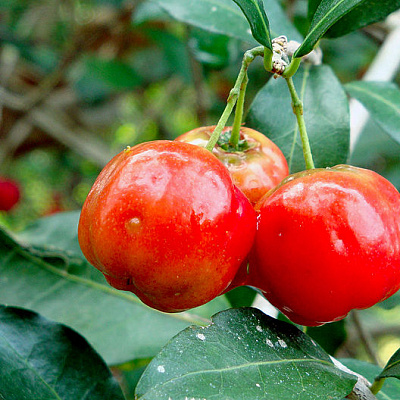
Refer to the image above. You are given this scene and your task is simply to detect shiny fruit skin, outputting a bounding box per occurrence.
[78,140,257,312]
[0,177,20,211]
[251,165,400,326]
[175,126,289,205]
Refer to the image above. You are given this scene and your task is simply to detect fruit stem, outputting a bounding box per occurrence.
[369,378,385,395]
[284,76,315,170]
[230,72,248,148]
[206,46,264,152]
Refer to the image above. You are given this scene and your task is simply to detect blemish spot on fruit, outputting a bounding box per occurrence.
[126,217,142,233]
[211,6,217,11]
[157,365,165,373]
[266,338,274,347]
[256,325,263,332]
[196,333,206,341]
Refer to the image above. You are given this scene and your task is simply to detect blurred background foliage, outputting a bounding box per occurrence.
[1,0,399,230]
[1,0,400,397]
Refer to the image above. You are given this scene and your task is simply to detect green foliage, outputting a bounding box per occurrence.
[135,308,357,399]
[0,305,125,400]
[232,0,272,49]
[0,213,230,365]
[1,0,400,398]
[247,64,350,172]
[341,359,400,399]
[345,81,400,145]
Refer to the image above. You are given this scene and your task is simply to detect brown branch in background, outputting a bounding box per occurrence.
[351,310,383,366]
[0,1,138,168]
[285,0,297,22]
[185,27,209,126]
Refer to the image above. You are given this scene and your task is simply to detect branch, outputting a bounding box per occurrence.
[1,88,112,167]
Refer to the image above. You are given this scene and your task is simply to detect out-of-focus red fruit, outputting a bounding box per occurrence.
[0,177,20,211]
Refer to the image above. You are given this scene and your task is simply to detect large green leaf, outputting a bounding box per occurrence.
[232,0,272,49]
[345,81,400,145]
[145,0,302,43]
[296,0,365,57]
[246,64,350,173]
[0,212,230,366]
[308,0,400,38]
[135,308,357,399]
[341,359,400,399]
[0,305,124,400]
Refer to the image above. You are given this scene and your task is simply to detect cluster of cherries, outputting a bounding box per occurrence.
[78,127,400,326]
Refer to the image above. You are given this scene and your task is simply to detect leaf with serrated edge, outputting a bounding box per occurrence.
[232,0,272,49]
[345,81,400,145]
[135,308,356,399]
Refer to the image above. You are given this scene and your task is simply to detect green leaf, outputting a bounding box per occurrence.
[341,359,400,399]
[0,305,124,400]
[232,0,272,49]
[247,64,350,173]
[319,0,400,38]
[146,0,302,44]
[377,347,400,380]
[135,308,357,399]
[345,81,400,145]
[307,320,347,356]
[189,28,240,69]
[0,212,230,366]
[296,0,365,58]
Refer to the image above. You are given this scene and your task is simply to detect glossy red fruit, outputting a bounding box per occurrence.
[78,140,257,312]
[0,177,20,211]
[175,126,289,205]
[251,165,400,326]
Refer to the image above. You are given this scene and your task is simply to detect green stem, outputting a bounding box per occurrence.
[206,46,264,152]
[369,378,385,395]
[282,57,301,78]
[230,72,248,147]
[263,46,273,72]
[285,76,315,170]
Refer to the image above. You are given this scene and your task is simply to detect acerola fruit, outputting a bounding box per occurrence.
[251,165,400,326]
[175,126,289,205]
[78,140,257,312]
[0,177,20,211]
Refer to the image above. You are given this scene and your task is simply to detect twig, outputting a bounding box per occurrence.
[185,27,209,126]
[1,88,112,167]
[351,310,382,366]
